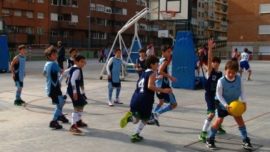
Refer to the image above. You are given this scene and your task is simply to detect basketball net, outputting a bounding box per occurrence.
[160,11,177,20]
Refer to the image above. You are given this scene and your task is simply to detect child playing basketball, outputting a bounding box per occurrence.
[43,46,69,130]
[135,48,147,78]
[240,48,252,81]
[206,60,253,150]
[120,55,172,142]
[67,55,88,134]
[198,39,226,143]
[148,45,177,126]
[11,45,27,106]
[106,48,128,106]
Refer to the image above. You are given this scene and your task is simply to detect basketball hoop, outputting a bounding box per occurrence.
[160,11,177,20]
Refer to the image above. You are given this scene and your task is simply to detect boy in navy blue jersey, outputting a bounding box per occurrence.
[106,48,128,106]
[198,39,226,142]
[43,46,68,130]
[135,48,147,78]
[206,60,253,150]
[10,45,27,106]
[120,55,172,142]
[67,55,88,135]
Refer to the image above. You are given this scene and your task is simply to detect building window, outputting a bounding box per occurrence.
[1,9,10,15]
[122,8,127,15]
[37,0,44,3]
[71,14,78,23]
[36,27,44,35]
[51,0,59,5]
[259,25,270,35]
[105,7,112,14]
[51,31,59,37]
[26,11,33,18]
[14,10,22,17]
[51,13,58,21]
[260,4,270,14]
[37,12,44,19]
[90,3,96,11]
[96,4,105,12]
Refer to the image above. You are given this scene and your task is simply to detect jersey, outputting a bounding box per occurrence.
[240,52,250,62]
[156,57,171,88]
[136,58,146,71]
[67,66,87,107]
[130,69,155,120]
[107,57,123,87]
[67,58,74,69]
[14,55,26,82]
[43,61,62,101]
[205,70,223,96]
[219,75,241,106]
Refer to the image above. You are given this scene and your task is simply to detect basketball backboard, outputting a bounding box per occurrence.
[149,0,189,21]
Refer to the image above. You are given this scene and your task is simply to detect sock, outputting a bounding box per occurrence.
[116,87,121,99]
[156,104,172,115]
[154,105,162,112]
[239,126,248,140]
[16,88,21,100]
[108,83,113,101]
[135,121,145,134]
[78,112,82,121]
[71,112,79,125]
[202,118,212,132]
[208,127,218,139]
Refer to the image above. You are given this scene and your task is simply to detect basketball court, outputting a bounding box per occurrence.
[0,59,269,152]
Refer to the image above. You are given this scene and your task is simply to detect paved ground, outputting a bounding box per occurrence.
[0,59,270,152]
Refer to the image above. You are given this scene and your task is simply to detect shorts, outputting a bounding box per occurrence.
[15,81,23,88]
[216,104,229,118]
[240,61,250,70]
[70,94,87,108]
[205,93,219,113]
[108,81,121,88]
[156,92,177,104]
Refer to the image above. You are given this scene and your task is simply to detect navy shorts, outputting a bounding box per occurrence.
[240,60,250,70]
[205,93,218,113]
[216,105,229,118]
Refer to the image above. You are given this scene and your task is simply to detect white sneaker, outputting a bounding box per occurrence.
[108,101,114,107]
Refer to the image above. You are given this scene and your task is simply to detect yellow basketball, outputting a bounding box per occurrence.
[228,101,246,117]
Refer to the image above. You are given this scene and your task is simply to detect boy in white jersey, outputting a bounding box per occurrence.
[239,48,252,81]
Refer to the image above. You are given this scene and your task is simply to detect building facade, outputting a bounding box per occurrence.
[0,0,154,49]
[227,0,270,60]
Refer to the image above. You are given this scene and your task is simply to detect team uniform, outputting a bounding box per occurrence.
[240,52,250,71]
[135,57,146,78]
[13,55,26,105]
[130,69,155,120]
[206,75,252,150]
[106,56,128,105]
[155,57,176,110]
[13,55,26,88]
[204,70,223,113]
[120,69,157,142]
[67,57,75,69]
[67,66,87,108]
[43,61,66,129]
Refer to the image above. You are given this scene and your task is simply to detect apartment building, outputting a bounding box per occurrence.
[227,0,270,60]
[0,0,152,48]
